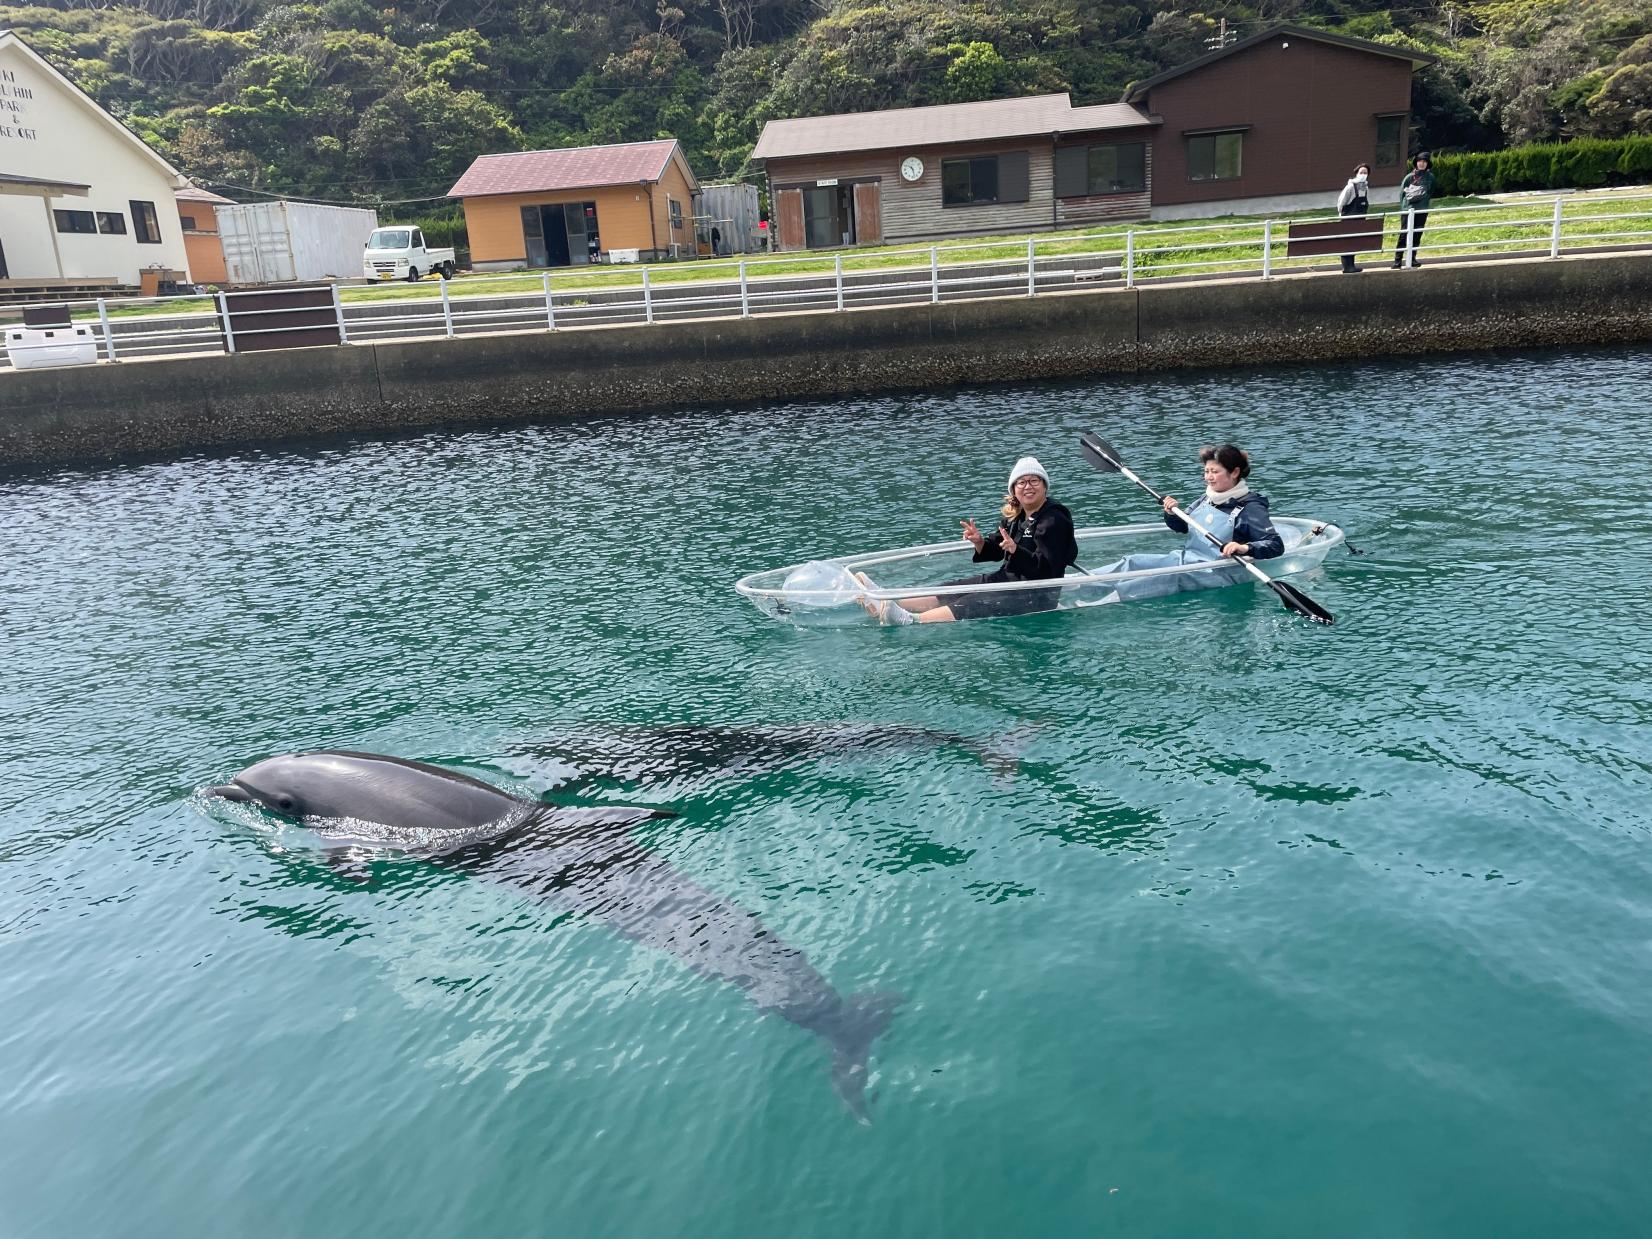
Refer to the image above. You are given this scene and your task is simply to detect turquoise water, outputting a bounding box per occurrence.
[3,346,1650,1237]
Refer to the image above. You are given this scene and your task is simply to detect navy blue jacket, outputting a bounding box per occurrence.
[1165,491,1284,560]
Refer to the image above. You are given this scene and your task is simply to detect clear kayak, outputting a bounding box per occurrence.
[735,518,1345,626]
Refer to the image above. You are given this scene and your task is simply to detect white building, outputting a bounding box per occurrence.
[0,29,192,287]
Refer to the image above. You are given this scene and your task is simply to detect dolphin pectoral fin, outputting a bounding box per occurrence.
[975,722,1041,780]
[536,803,678,828]
[823,989,905,1125]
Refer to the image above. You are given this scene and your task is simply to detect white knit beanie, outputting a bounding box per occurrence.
[1007,456,1050,490]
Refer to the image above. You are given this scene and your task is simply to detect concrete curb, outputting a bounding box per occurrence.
[3,251,1650,468]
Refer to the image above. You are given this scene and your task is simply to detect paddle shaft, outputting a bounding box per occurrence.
[1107,461,1278,589]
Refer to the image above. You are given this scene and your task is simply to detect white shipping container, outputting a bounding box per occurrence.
[215,201,380,285]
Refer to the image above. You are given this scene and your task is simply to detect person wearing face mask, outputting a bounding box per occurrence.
[1394,151,1436,268]
[1086,443,1283,604]
[1336,164,1371,274]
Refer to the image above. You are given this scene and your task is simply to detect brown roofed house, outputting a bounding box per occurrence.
[750,24,1433,250]
[174,183,235,285]
[1123,24,1433,219]
[752,94,1159,252]
[449,139,700,269]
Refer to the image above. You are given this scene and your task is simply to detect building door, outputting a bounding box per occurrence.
[803,186,836,248]
[852,182,883,245]
[541,205,571,267]
[776,189,805,251]
[562,202,596,266]
[520,206,548,267]
[803,185,858,248]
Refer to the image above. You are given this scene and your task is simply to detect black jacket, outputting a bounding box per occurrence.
[1165,491,1284,560]
[974,500,1078,580]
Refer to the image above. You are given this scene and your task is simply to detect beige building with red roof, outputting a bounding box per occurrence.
[448,139,699,269]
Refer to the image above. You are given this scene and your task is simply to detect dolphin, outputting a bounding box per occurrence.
[204,750,900,1121]
[510,721,1025,789]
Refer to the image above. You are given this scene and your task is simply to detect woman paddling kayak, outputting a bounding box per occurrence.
[1090,443,1283,603]
[857,456,1078,624]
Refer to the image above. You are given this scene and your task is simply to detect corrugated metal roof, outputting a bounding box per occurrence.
[448,139,683,198]
[751,95,1155,162]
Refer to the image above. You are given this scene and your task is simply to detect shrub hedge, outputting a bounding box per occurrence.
[1433,136,1652,195]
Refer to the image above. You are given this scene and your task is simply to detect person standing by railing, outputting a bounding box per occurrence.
[1393,152,1436,269]
[1337,164,1371,273]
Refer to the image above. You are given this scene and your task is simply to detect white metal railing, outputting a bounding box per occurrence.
[4,193,1650,370]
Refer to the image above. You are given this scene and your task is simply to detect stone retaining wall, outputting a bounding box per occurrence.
[4,252,1650,468]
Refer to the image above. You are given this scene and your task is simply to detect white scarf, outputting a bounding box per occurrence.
[1203,480,1250,507]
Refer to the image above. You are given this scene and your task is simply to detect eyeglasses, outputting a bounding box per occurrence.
[1012,477,1046,488]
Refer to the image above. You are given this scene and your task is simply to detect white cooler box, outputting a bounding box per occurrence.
[6,324,100,370]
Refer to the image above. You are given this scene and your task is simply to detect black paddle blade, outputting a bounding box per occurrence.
[1078,431,1123,473]
[1268,578,1334,625]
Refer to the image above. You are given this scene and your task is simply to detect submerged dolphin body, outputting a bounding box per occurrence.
[512,721,1025,789]
[205,750,899,1120]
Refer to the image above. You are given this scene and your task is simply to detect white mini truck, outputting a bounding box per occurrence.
[363,226,458,282]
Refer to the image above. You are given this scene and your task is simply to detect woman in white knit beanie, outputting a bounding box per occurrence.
[857,456,1078,625]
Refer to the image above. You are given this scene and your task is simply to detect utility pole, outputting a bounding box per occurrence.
[1205,17,1237,51]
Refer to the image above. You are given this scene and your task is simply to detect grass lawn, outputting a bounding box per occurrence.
[91,191,1652,321]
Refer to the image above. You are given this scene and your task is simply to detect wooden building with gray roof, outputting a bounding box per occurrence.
[752,94,1158,252]
[750,25,1434,250]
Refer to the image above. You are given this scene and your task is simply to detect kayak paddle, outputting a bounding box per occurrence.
[1078,431,1335,626]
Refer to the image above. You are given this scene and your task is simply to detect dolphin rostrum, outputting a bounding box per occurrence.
[204,750,900,1120]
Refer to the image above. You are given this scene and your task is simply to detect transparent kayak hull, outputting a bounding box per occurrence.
[734,519,1344,626]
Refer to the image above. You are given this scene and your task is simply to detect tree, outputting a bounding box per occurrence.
[1585,33,1652,134]
[941,40,1010,101]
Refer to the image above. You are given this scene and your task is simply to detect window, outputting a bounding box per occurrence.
[1375,116,1404,168]
[54,210,97,234]
[411,228,425,248]
[1055,142,1147,197]
[941,153,1029,207]
[669,198,683,231]
[130,199,162,244]
[943,157,994,206]
[179,214,196,230]
[1089,143,1146,194]
[98,212,128,234]
[1187,132,1243,182]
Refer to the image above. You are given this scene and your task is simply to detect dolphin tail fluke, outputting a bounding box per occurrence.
[824,989,904,1125]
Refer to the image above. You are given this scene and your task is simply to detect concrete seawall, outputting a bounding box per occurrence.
[4,252,1650,468]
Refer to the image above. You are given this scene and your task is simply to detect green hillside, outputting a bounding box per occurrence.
[5,0,1647,207]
